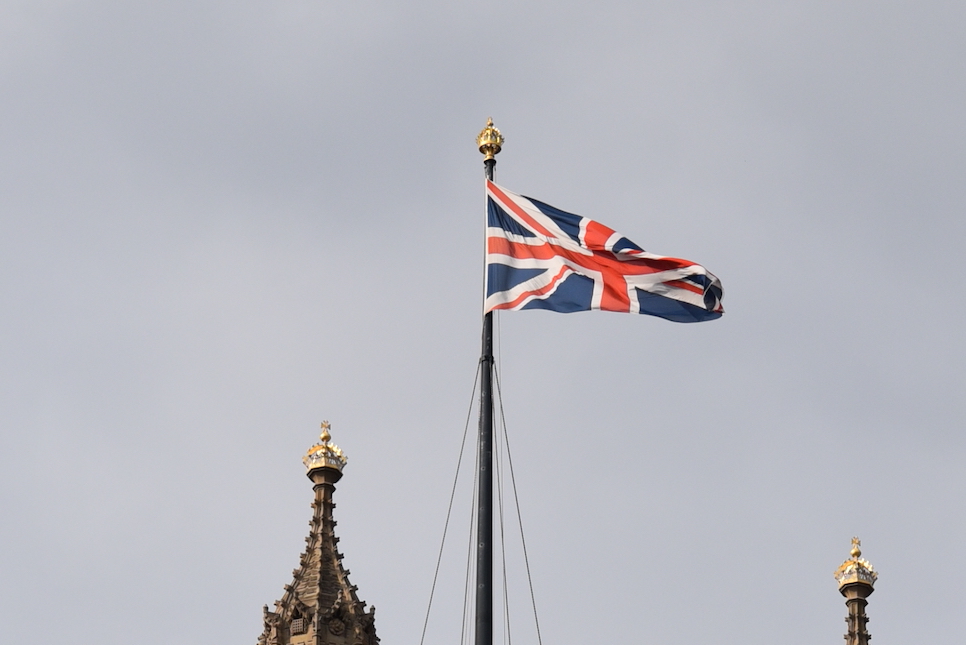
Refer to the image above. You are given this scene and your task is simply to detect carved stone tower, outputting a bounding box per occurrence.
[834,538,877,645]
[258,423,379,645]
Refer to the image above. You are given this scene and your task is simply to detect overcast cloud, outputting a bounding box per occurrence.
[1,2,964,644]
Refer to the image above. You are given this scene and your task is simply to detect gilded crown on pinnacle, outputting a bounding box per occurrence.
[477,117,504,161]
[834,537,877,589]
[303,420,347,472]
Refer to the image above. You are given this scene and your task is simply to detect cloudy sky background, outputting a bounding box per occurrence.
[2,2,964,644]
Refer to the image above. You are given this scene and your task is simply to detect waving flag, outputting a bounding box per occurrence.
[485,181,723,322]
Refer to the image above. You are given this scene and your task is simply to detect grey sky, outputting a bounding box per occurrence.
[1,2,964,644]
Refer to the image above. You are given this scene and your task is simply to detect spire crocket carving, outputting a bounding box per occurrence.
[258,423,378,645]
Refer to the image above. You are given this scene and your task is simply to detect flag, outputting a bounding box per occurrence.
[485,181,724,323]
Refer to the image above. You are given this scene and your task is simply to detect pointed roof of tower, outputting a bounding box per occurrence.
[258,423,378,645]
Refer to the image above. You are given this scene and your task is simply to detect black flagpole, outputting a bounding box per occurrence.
[475,118,503,645]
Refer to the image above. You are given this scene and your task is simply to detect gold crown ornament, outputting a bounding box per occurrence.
[476,117,504,161]
[834,537,878,589]
[303,421,347,473]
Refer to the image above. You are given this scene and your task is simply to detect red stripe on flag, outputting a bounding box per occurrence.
[487,181,558,240]
[491,264,573,311]
[664,279,704,295]
[582,220,616,250]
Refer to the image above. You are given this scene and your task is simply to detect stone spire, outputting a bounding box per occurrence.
[834,538,877,645]
[257,422,378,645]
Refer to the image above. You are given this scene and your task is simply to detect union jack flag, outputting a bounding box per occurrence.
[485,181,724,322]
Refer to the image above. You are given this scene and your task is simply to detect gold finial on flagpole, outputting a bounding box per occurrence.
[477,117,504,161]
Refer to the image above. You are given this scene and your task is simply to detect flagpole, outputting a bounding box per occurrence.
[475,118,503,645]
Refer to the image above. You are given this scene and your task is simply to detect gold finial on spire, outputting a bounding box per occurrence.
[835,537,877,590]
[477,117,504,161]
[303,421,346,473]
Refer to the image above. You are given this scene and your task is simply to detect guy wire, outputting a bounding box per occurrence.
[462,432,480,645]
[493,382,512,645]
[493,367,544,645]
[419,362,481,645]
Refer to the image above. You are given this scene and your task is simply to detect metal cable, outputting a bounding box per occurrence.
[493,366,544,645]
[461,435,480,645]
[419,363,481,645]
[492,312,511,645]
[493,315,511,645]
[493,394,512,645]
